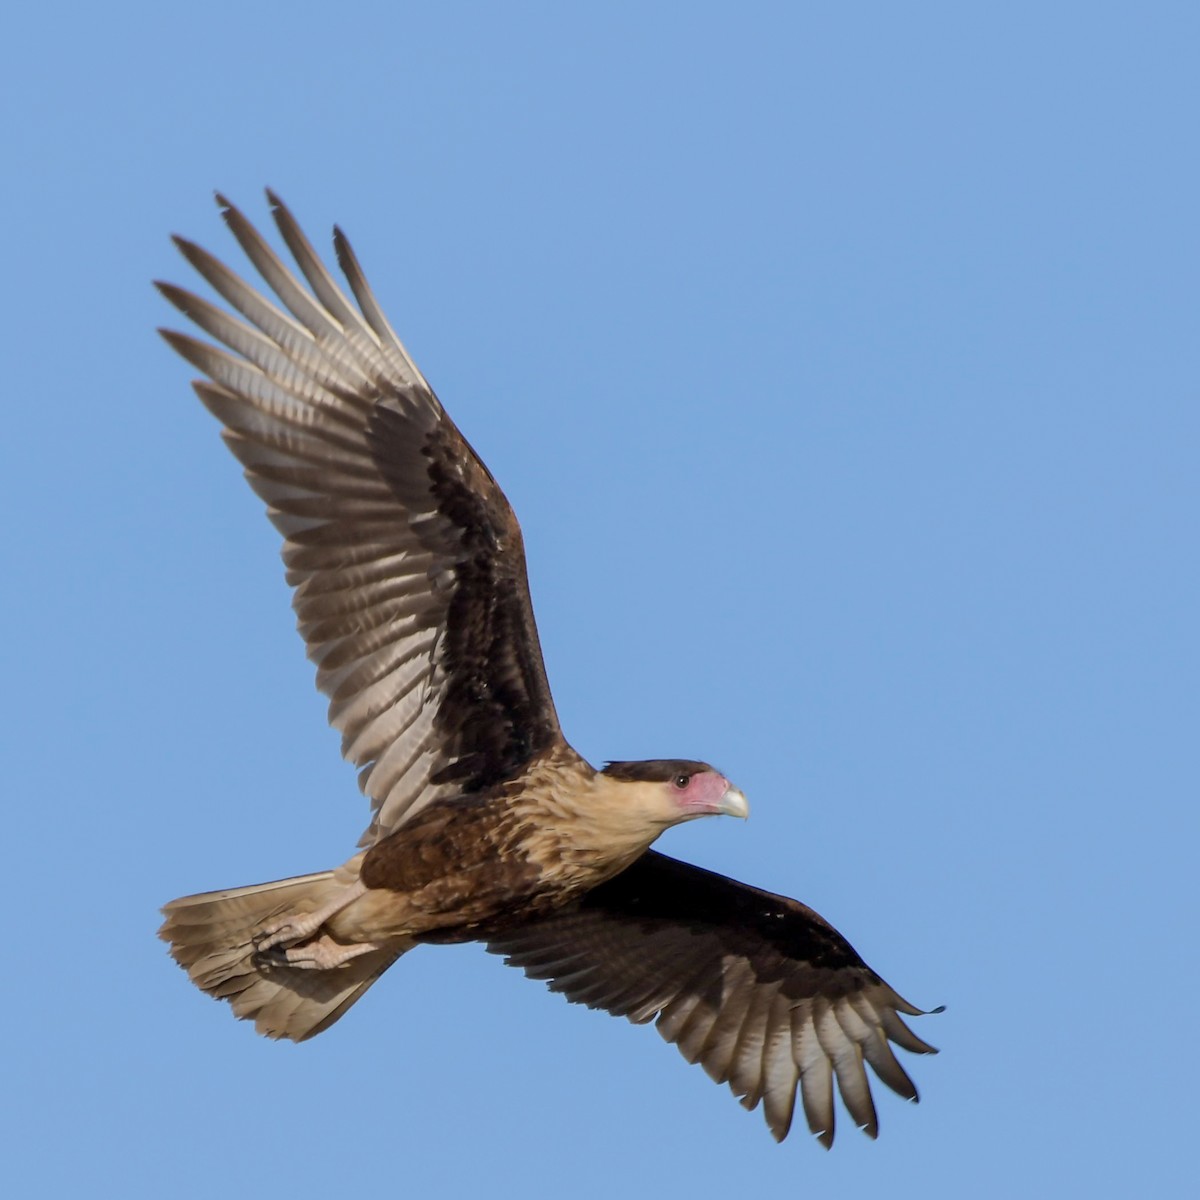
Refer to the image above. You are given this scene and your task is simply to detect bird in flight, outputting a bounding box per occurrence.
[157,193,939,1146]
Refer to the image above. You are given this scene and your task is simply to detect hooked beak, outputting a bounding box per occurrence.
[718,786,750,819]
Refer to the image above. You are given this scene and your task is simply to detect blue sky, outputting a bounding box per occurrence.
[3,3,1196,1195]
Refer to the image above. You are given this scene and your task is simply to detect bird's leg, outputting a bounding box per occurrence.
[253,879,368,952]
[268,935,384,970]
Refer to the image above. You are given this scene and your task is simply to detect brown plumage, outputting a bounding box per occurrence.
[157,192,940,1147]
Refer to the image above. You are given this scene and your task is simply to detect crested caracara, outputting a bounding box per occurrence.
[157,193,940,1146]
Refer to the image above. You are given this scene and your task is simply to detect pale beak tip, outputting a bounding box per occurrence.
[720,787,750,819]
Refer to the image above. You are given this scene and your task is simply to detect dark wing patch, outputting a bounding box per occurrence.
[366,409,560,795]
[487,850,938,1145]
[158,193,563,843]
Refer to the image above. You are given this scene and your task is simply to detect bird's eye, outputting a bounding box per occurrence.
[673,773,691,789]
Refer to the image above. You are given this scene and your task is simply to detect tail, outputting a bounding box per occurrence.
[159,870,405,1042]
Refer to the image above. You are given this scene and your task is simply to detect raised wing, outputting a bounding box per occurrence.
[158,192,563,844]
[487,850,939,1145]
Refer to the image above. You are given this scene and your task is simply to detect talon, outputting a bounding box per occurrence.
[253,917,311,953]
[251,942,292,968]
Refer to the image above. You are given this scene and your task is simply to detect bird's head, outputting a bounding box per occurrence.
[600,759,749,830]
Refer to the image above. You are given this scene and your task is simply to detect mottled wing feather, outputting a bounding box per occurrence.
[487,851,937,1145]
[159,193,562,844]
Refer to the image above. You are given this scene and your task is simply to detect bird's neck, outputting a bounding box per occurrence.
[512,754,668,890]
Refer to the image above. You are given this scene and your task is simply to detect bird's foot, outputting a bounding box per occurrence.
[257,934,383,970]
[253,879,368,952]
[254,913,320,952]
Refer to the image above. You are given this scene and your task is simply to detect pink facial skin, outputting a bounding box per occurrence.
[670,770,745,818]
